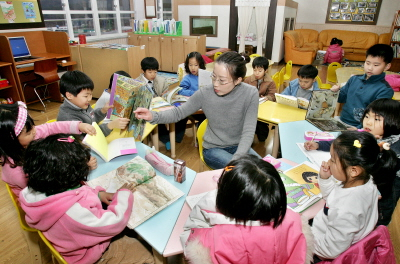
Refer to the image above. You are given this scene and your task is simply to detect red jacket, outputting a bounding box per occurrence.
[319,225,395,264]
[323,44,343,64]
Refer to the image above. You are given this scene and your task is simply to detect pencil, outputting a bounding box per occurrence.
[310,132,317,143]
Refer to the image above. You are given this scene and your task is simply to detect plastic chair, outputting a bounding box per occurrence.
[315,76,332,89]
[271,72,280,88]
[283,60,292,82]
[249,53,261,58]
[5,183,42,263]
[214,52,222,61]
[37,231,67,264]
[278,67,286,93]
[46,119,56,123]
[326,62,342,83]
[187,116,198,147]
[23,58,60,112]
[197,119,212,171]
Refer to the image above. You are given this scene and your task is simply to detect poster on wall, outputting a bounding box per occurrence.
[0,0,45,29]
[326,0,381,25]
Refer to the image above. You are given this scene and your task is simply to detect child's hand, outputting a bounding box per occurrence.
[107,118,130,130]
[319,161,331,179]
[120,183,136,192]
[88,156,97,170]
[78,123,96,135]
[134,107,153,121]
[101,102,114,114]
[98,191,114,205]
[330,84,340,92]
[304,141,319,151]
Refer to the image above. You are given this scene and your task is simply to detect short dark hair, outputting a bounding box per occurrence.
[332,131,397,196]
[60,70,94,97]
[108,70,131,89]
[185,52,206,74]
[366,44,393,64]
[252,56,269,71]
[330,37,343,46]
[216,155,287,228]
[215,51,250,81]
[297,64,318,79]
[0,103,35,167]
[141,57,159,71]
[302,171,318,183]
[24,134,91,196]
[362,99,400,138]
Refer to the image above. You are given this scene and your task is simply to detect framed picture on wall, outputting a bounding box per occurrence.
[326,0,381,25]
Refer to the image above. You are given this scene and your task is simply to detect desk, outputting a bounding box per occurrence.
[258,101,306,157]
[88,142,197,262]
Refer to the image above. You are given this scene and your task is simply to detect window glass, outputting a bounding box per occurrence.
[162,0,171,12]
[119,0,133,11]
[40,0,63,10]
[69,0,92,11]
[97,0,114,11]
[44,14,68,32]
[121,13,134,32]
[71,14,95,37]
[99,14,118,34]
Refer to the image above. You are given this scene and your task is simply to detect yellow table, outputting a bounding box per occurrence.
[258,101,306,157]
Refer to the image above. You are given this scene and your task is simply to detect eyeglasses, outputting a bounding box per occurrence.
[210,73,233,85]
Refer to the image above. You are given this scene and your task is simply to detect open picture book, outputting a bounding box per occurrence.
[87,156,184,229]
[275,93,309,109]
[150,86,188,109]
[83,122,137,162]
[107,73,153,140]
[280,161,322,213]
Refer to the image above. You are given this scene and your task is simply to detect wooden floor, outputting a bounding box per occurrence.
[0,62,327,264]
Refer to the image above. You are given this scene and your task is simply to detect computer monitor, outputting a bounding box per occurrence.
[8,36,31,58]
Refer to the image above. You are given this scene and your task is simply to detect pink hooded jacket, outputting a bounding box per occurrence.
[323,44,344,64]
[19,185,133,264]
[1,121,81,196]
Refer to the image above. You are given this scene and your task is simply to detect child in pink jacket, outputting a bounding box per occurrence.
[323,38,344,64]
[0,102,96,196]
[20,134,154,264]
[180,155,313,264]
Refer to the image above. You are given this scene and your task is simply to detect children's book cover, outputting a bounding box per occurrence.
[281,161,322,213]
[87,156,184,229]
[150,86,188,109]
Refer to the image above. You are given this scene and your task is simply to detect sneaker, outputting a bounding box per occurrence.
[165,141,171,150]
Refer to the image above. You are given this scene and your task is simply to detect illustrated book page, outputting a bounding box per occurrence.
[151,86,188,109]
[87,156,184,229]
[275,93,309,109]
[306,90,339,119]
[282,161,322,213]
[83,122,137,162]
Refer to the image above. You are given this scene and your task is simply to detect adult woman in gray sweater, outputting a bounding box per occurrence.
[134,52,260,169]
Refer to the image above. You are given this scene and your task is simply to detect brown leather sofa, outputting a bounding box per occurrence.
[284,29,390,65]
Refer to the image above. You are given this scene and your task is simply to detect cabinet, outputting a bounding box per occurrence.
[127,33,206,72]
[390,10,400,72]
[0,36,20,102]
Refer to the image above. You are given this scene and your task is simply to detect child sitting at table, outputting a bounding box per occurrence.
[94,70,131,110]
[57,70,129,137]
[0,102,97,197]
[331,44,394,128]
[180,154,313,264]
[312,131,397,261]
[19,134,155,264]
[323,37,344,65]
[136,57,187,150]
[178,51,206,96]
[305,98,400,226]
[281,64,320,101]
[244,56,277,142]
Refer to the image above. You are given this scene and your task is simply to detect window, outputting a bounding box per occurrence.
[157,0,172,20]
[41,0,135,40]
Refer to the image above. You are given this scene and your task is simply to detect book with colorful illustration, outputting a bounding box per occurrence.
[281,161,322,213]
[107,74,152,140]
[87,156,184,228]
[275,93,309,109]
[150,86,188,109]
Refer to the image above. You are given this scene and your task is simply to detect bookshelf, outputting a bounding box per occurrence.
[390,10,400,72]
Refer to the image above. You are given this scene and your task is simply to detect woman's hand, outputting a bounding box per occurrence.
[134,107,153,121]
[319,161,331,179]
[78,123,96,135]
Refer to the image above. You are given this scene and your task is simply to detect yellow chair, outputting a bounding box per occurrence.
[283,60,292,82]
[271,72,280,88]
[46,119,56,123]
[5,183,42,263]
[214,51,222,61]
[38,231,67,264]
[249,53,261,58]
[197,119,212,171]
[315,76,332,89]
[278,67,286,93]
[326,62,342,83]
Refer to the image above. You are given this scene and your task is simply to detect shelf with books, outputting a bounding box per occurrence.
[390,10,400,71]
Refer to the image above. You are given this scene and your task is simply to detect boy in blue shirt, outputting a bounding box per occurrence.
[281,64,320,100]
[331,44,394,128]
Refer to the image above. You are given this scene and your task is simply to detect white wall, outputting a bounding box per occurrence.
[178,5,230,48]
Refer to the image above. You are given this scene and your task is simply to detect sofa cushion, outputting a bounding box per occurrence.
[319,30,378,50]
[295,29,319,43]
[353,48,366,55]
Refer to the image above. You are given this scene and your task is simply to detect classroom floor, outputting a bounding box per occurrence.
[0,62,328,264]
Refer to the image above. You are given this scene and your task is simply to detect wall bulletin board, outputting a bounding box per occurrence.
[325,0,381,25]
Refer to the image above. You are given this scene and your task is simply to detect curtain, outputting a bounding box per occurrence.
[255,7,269,55]
[237,6,253,53]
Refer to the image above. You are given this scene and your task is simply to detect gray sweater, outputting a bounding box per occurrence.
[57,99,112,136]
[151,83,259,159]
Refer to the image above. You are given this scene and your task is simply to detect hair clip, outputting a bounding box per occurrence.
[378,142,390,151]
[353,140,362,148]
[224,165,235,171]
[241,55,246,61]
[57,136,75,142]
